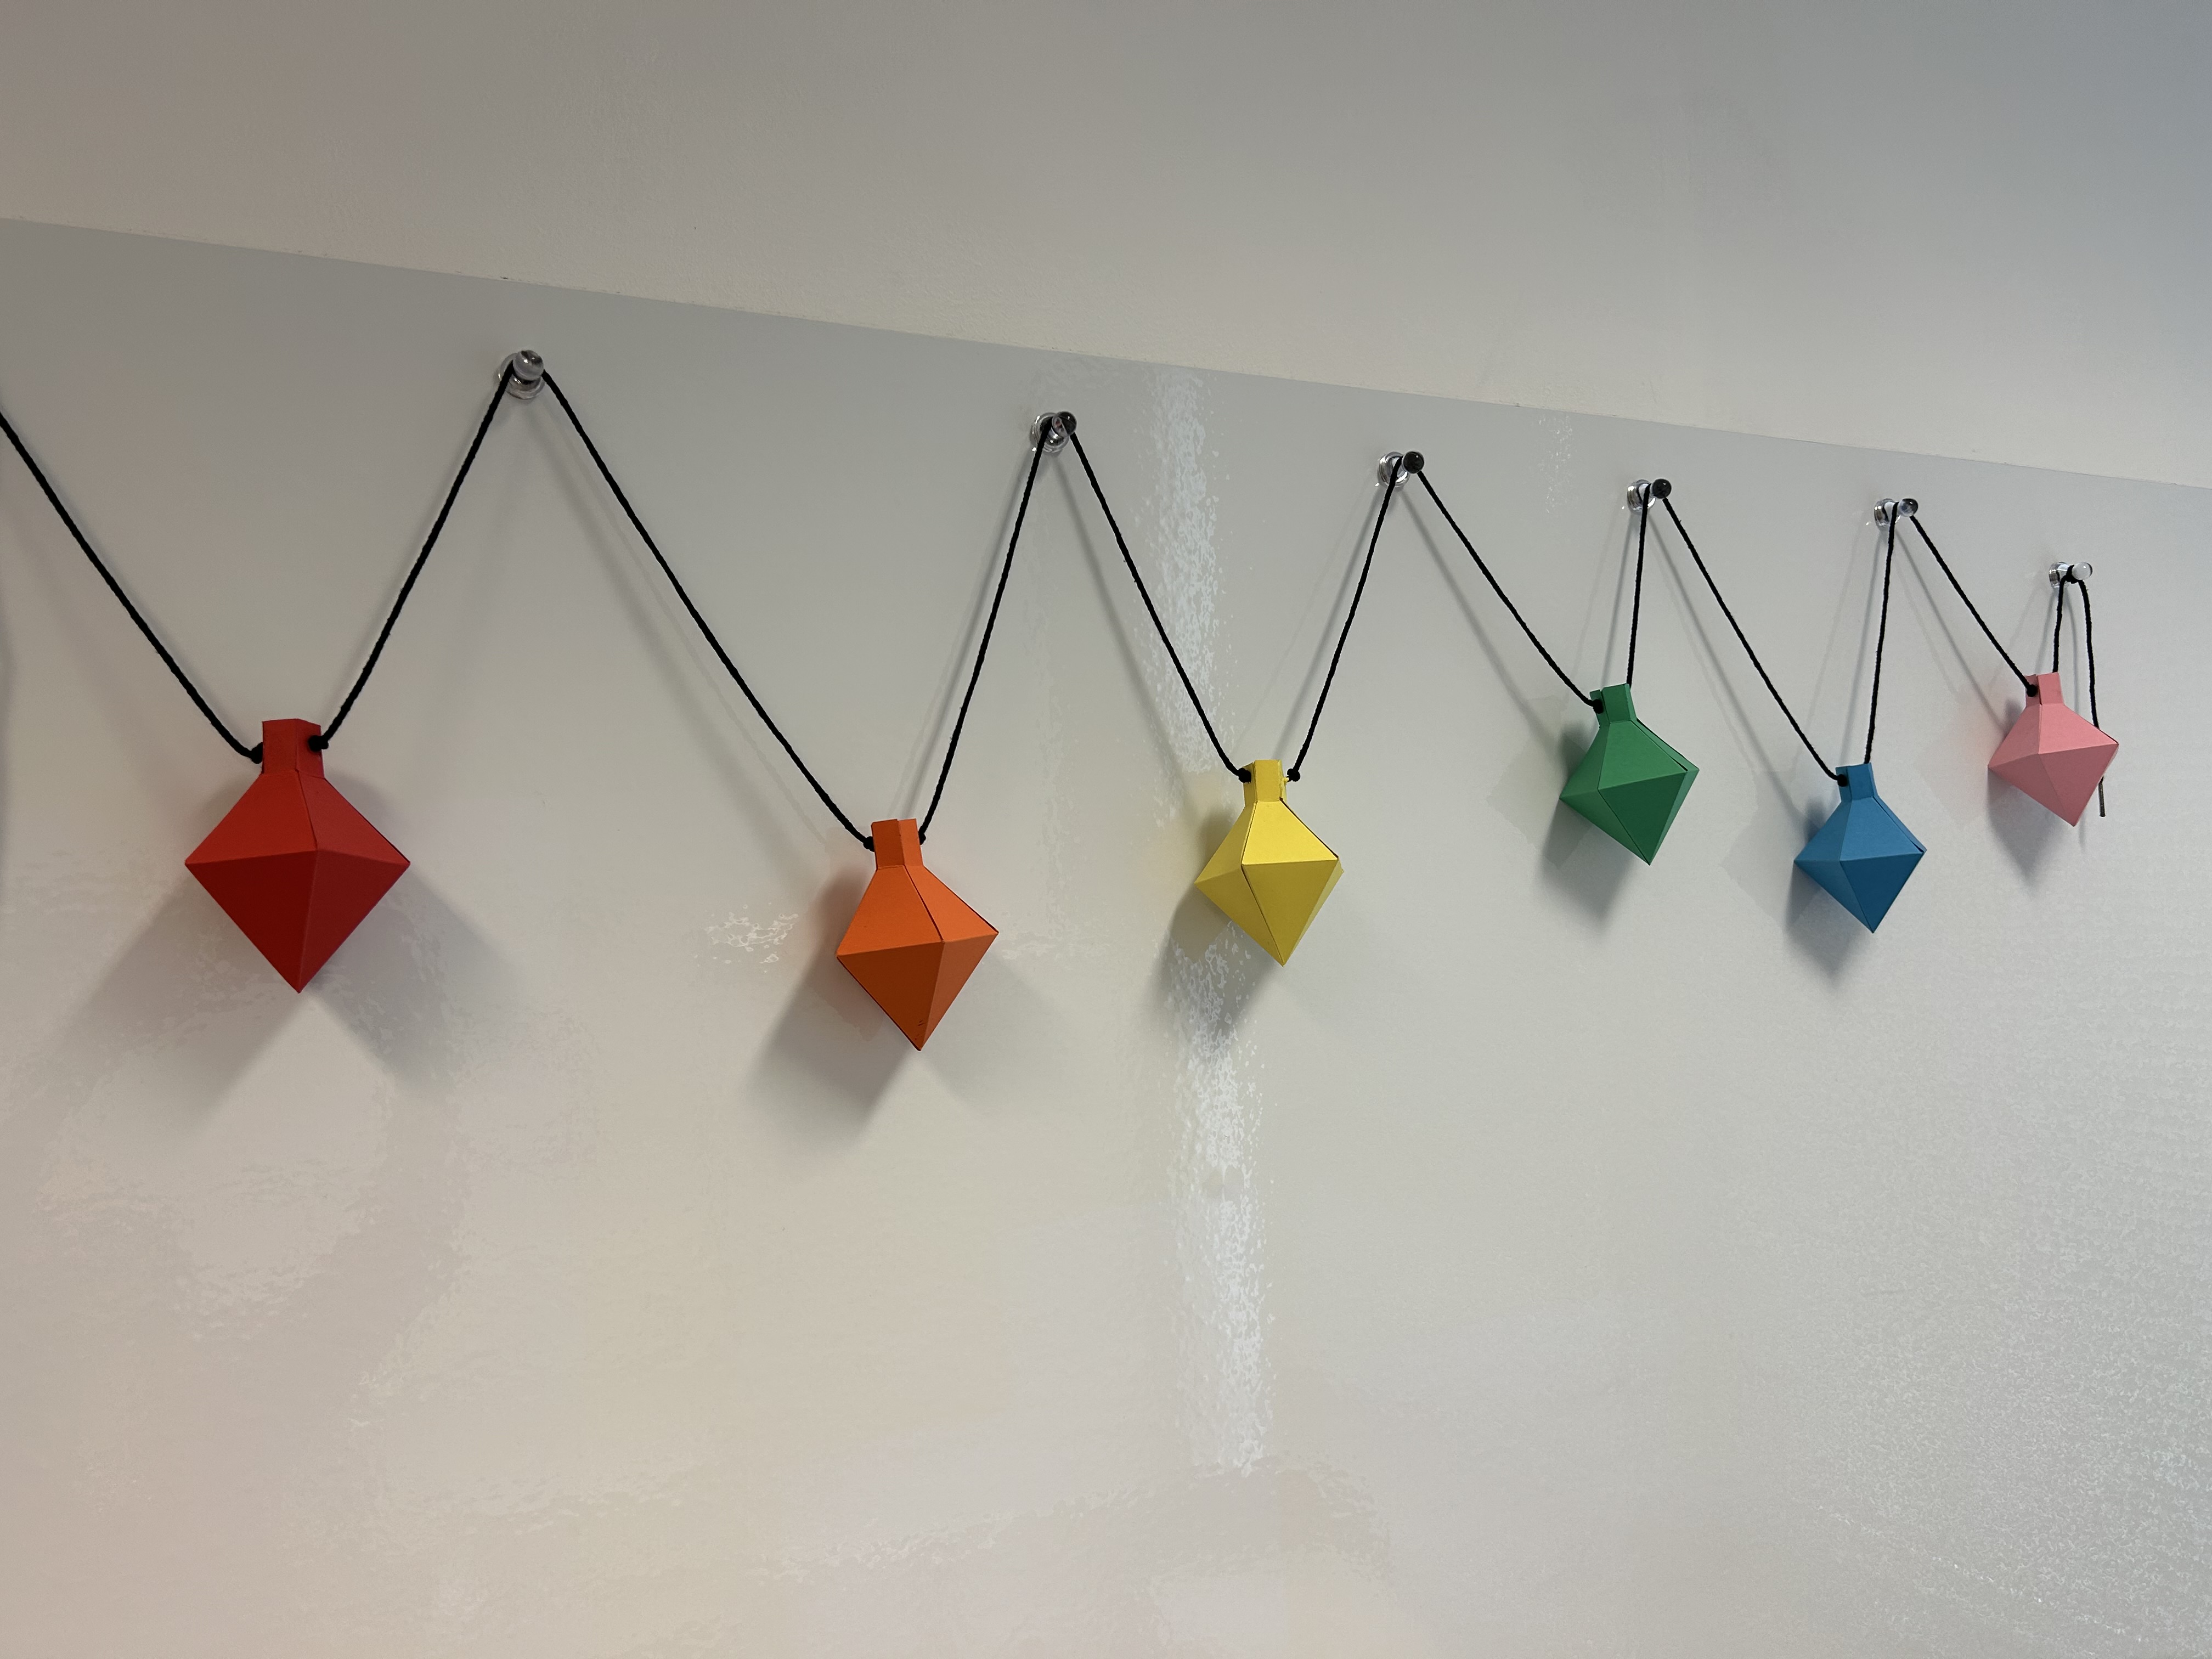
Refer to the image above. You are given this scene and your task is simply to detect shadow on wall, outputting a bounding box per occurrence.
[9,861,518,1127]
[1150,800,1271,1041]
[1537,724,1633,930]
[747,867,906,1144]
[1985,768,2070,883]
[311,873,517,1093]
[13,878,295,1128]
[1782,806,1871,982]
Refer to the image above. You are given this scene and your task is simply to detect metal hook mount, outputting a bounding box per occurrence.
[2050,560,2095,585]
[1034,411,1076,453]
[1377,452,1425,486]
[503,351,546,401]
[1627,478,1673,509]
[1875,497,1918,527]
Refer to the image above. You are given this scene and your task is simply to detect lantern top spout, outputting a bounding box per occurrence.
[1243,759,1286,805]
[258,719,325,776]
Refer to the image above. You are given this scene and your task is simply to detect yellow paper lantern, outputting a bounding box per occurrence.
[1193,760,1342,964]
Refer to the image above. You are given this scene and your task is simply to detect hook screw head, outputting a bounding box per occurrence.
[1628,478,1671,508]
[1379,453,1408,486]
[1034,411,1075,453]
[1875,497,1918,526]
[2051,560,2095,585]
[504,350,545,400]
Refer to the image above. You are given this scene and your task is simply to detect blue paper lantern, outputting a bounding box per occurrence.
[1793,764,1925,931]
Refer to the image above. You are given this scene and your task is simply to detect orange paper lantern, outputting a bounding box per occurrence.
[185,719,409,989]
[834,819,996,1047]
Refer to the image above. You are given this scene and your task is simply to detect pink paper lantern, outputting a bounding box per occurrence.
[1988,671,2117,825]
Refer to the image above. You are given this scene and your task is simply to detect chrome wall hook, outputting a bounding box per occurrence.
[1627,478,1672,509]
[503,351,546,400]
[1875,497,1918,527]
[1377,451,1425,487]
[2050,560,2095,585]
[1033,410,1075,453]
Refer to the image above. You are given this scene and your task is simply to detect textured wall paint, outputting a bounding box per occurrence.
[0,221,2208,1656]
[1,1,2209,488]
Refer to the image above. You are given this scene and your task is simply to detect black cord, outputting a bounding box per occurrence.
[1903,513,2034,692]
[917,432,1047,840]
[1287,466,1401,781]
[316,363,514,748]
[1064,425,1248,781]
[2056,571,2108,816]
[1659,496,1844,785]
[1861,514,1899,765]
[1626,492,1650,686]
[0,390,261,760]
[1413,470,1600,710]
[541,371,874,849]
[2050,578,2067,678]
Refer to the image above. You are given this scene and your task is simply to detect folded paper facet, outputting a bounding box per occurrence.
[1794,763,1925,932]
[1988,670,2116,825]
[185,718,410,990]
[835,819,996,1048]
[1559,683,1699,862]
[1194,759,1341,964]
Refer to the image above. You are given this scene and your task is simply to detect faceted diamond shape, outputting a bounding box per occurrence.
[1989,671,2117,825]
[1794,763,1926,932]
[836,818,997,1048]
[1194,759,1341,964]
[185,718,409,990]
[1559,683,1699,862]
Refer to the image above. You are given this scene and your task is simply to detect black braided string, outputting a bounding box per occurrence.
[0,363,517,760]
[1626,490,1650,685]
[1861,512,1900,765]
[2055,571,2108,816]
[1288,465,1401,781]
[317,363,514,748]
[917,431,1047,840]
[1901,512,2034,691]
[1659,495,1844,785]
[0,389,261,759]
[1063,424,1247,782]
[1413,470,1599,709]
[541,371,873,848]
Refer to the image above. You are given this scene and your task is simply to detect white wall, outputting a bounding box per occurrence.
[3,0,2209,488]
[1,219,2207,1657]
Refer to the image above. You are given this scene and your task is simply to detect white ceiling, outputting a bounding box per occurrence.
[3,0,2207,486]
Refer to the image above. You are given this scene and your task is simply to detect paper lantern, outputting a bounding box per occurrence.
[1559,683,1699,862]
[1194,759,1341,964]
[1988,670,2116,825]
[185,718,409,989]
[835,819,997,1048]
[1793,763,1925,931]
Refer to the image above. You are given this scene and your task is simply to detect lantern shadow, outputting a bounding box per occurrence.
[749,869,905,1143]
[309,875,516,1093]
[28,879,294,1126]
[1780,799,1870,979]
[1985,770,2068,882]
[1161,802,1240,961]
[1536,728,1632,925]
[919,953,1079,1109]
[1152,799,1271,1034]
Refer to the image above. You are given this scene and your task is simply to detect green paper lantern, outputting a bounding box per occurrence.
[1559,684,1699,862]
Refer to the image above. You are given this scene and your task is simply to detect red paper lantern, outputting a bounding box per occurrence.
[1988,671,2118,825]
[835,819,996,1048]
[185,719,409,990]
